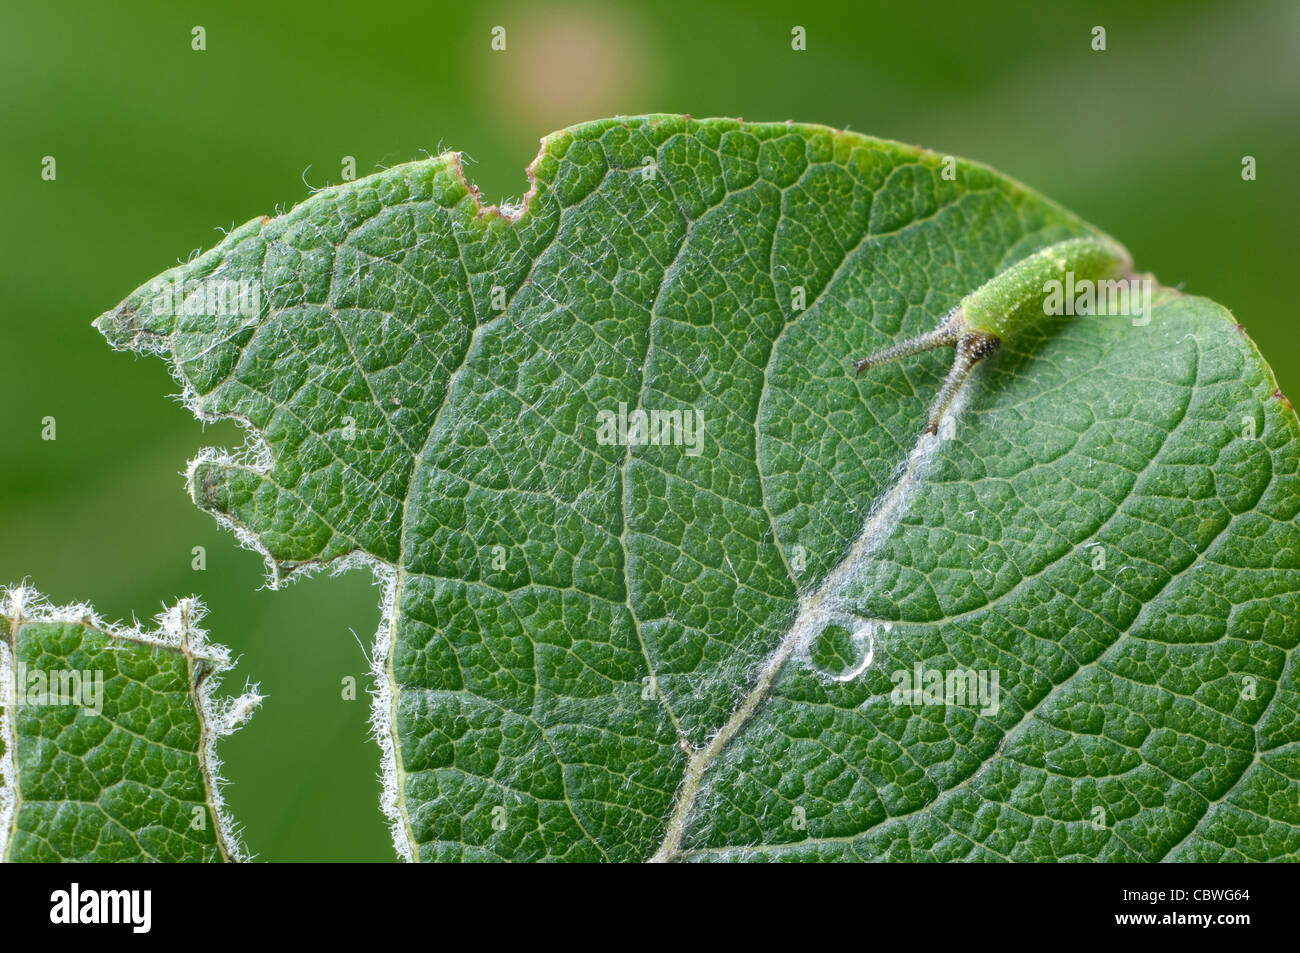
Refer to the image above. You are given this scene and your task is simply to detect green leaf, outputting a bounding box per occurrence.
[1,585,261,861]
[95,116,1300,861]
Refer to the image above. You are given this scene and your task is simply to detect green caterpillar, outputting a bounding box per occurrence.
[854,235,1136,434]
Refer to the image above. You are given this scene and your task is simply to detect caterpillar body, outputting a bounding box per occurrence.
[854,236,1136,434]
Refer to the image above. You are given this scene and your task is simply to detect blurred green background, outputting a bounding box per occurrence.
[2,0,1296,861]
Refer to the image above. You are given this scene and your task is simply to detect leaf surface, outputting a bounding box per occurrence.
[95,116,1300,861]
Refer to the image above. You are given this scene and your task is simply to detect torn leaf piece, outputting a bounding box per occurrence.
[1,584,262,862]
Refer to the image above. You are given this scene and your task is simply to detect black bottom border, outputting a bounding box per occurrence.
[0,859,1285,940]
